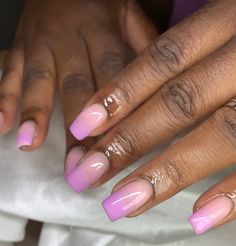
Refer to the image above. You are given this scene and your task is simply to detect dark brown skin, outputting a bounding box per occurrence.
[2,0,236,232]
[0,0,157,151]
[71,0,236,230]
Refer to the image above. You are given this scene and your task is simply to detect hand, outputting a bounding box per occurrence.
[0,0,156,164]
[67,0,236,234]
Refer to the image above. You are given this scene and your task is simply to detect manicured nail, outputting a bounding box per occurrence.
[102,179,153,222]
[188,196,233,235]
[70,104,108,140]
[64,146,86,176]
[66,152,109,193]
[0,112,5,132]
[16,121,37,149]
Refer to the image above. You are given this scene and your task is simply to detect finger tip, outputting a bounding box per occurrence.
[102,198,118,222]
[69,103,108,140]
[69,124,86,141]
[188,216,205,235]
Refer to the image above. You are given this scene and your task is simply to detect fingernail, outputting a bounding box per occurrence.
[66,152,109,193]
[64,146,86,176]
[102,179,153,222]
[188,196,233,235]
[16,121,37,149]
[70,104,108,140]
[0,112,5,132]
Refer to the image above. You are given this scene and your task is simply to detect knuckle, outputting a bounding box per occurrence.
[22,105,51,118]
[144,157,186,194]
[160,80,200,123]
[115,82,136,106]
[23,66,53,90]
[96,52,125,77]
[105,126,139,161]
[164,159,186,188]
[212,106,236,148]
[0,93,18,103]
[62,73,94,94]
[148,36,187,77]
[1,69,18,82]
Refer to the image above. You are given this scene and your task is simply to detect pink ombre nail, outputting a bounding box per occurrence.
[102,179,153,222]
[16,121,37,149]
[66,152,109,193]
[70,104,108,140]
[65,146,86,176]
[188,196,233,235]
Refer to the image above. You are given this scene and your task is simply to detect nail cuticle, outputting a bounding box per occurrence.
[142,176,157,196]
[103,94,121,117]
[225,192,236,212]
[199,193,235,212]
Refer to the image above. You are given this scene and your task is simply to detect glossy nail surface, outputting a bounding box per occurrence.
[66,152,109,193]
[16,121,37,149]
[70,104,108,140]
[65,146,86,176]
[188,196,233,235]
[102,179,153,222]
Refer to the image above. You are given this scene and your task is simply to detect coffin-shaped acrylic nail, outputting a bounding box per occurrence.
[102,179,153,222]
[65,146,86,176]
[70,104,108,140]
[188,196,233,235]
[16,121,37,149]
[66,152,109,193]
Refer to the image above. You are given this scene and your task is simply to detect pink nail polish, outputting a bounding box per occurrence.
[102,179,153,222]
[65,152,109,193]
[16,121,37,149]
[64,146,86,176]
[188,196,233,235]
[70,104,108,140]
[0,112,5,132]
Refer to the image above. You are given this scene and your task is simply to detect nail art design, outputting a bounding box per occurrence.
[70,104,108,140]
[66,152,109,193]
[16,121,37,149]
[65,146,86,176]
[188,196,233,235]
[102,179,153,222]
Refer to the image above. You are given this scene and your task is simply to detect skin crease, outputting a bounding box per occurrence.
[67,0,236,233]
[0,0,157,155]
[2,0,236,234]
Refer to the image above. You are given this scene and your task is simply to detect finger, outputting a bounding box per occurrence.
[17,42,55,151]
[65,28,135,181]
[120,0,158,54]
[188,171,236,235]
[67,37,236,189]
[70,1,236,140]
[86,27,133,89]
[101,98,236,221]
[0,45,24,134]
[54,34,97,174]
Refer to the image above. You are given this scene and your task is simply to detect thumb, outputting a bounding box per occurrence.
[122,0,158,54]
